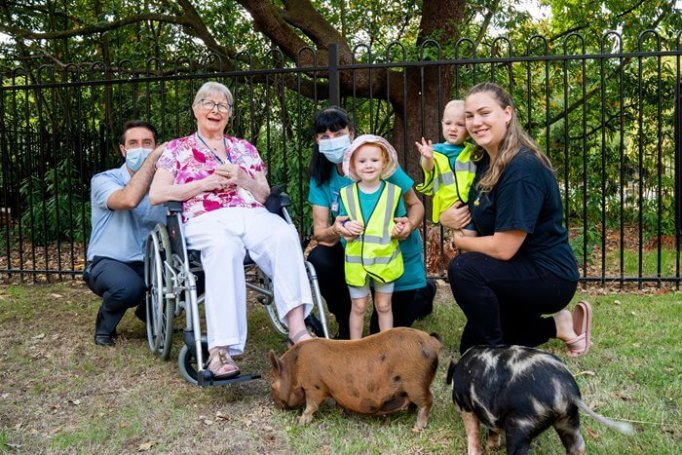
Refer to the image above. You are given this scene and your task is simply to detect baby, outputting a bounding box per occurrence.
[415,100,477,224]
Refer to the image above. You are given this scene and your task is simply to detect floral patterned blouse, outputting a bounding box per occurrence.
[157,134,266,222]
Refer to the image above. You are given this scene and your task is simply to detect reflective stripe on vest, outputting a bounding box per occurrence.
[342,182,397,246]
[424,146,477,223]
[345,248,401,265]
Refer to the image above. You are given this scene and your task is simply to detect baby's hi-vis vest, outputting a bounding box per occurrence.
[340,182,404,286]
[416,143,477,223]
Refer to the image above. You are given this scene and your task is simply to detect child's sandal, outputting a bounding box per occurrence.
[206,347,240,379]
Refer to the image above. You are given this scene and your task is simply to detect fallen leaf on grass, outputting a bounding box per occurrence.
[198,415,214,425]
[50,293,63,299]
[615,391,632,401]
[584,425,600,440]
[613,299,621,305]
[574,370,596,377]
[69,399,81,405]
[215,411,230,421]
[5,443,22,449]
[138,441,156,452]
[32,333,45,340]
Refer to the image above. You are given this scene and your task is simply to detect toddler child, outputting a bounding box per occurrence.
[415,100,477,224]
[338,135,407,339]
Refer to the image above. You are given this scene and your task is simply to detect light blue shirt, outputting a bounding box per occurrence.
[87,164,167,262]
[309,166,426,292]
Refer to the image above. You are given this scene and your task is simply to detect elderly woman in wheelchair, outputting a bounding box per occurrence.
[149,81,314,380]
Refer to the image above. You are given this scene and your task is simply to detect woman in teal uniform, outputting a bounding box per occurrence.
[307,106,435,339]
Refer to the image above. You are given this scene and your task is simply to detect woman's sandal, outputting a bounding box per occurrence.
[287,329,313,347]
[565,301,592,357]
[206,347,240,379]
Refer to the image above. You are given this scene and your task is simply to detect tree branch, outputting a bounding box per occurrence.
[475,0,499,48]
[0,13,192,40]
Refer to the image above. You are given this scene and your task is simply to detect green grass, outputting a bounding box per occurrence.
[598,247,678,278]
[0,282,680,454]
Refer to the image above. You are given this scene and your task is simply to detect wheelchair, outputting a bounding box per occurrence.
[143,186,329,387]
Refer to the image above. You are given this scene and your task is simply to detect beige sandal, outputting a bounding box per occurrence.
[206,347,240,379]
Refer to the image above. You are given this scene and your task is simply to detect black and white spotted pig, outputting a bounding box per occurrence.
[446,346,633,455]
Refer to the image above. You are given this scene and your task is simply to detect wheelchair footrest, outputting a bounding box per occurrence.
[197,372,262,387]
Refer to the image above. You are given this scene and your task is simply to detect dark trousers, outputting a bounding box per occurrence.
[307,242,434,339]
[84,257,146,336]
[448,252,577,354]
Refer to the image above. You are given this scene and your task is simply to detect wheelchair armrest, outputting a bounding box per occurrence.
[265,183,292,215]
[166,201,183,213]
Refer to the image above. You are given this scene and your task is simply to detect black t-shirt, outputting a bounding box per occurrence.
[469,149,579,281]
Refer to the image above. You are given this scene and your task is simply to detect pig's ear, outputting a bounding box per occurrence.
[268,350,282,374]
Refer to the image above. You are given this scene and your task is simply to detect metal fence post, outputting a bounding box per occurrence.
[328,43,340,105]
[674,81,682,288]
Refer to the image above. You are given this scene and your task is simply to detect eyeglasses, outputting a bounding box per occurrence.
[198,99,231,113]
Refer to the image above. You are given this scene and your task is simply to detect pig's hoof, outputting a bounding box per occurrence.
[298,414,313,425]
[486,433,501,450]
[411,423,426,433]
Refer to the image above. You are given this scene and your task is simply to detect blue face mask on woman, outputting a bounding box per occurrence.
[125,147,152,172]
[318,135,351,164]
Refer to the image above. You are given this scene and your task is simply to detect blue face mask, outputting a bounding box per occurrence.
[125,147,152,172]
[318,135,351,164]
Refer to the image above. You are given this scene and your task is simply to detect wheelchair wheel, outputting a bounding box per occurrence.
[178,344,199,385]
[145,224,175,360]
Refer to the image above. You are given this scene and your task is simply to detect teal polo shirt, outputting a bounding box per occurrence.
[309,166,426,292]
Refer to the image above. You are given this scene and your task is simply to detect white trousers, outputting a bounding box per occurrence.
[184,207,313,355]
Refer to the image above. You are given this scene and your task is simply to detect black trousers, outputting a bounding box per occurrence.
[307,242,434,339]
[84,257,146,336]
[448,252,577,354]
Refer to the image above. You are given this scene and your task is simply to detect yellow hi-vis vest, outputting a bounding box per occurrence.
[340,182,404,286]
[415,143,477,223]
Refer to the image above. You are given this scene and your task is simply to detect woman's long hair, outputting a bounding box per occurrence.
[467,82,552,193]
[309,106,355,185]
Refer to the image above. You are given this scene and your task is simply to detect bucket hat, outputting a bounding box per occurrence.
[342,134,399,181]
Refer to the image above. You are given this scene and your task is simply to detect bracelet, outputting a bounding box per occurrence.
[342,219,350,227]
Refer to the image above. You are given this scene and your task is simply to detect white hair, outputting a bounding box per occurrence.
[193,81,233,113]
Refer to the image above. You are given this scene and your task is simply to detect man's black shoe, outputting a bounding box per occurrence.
[94,334,116,346]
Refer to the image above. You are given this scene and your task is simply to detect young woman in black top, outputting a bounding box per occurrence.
[441,82,591,356]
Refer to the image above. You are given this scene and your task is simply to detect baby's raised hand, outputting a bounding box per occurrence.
[415,137,434,159]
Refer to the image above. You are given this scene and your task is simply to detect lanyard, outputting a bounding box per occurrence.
[195,133,231,164]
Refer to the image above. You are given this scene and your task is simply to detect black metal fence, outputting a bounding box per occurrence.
[1,31,681,288]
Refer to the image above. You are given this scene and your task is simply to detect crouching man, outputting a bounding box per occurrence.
[84,120,166,346]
